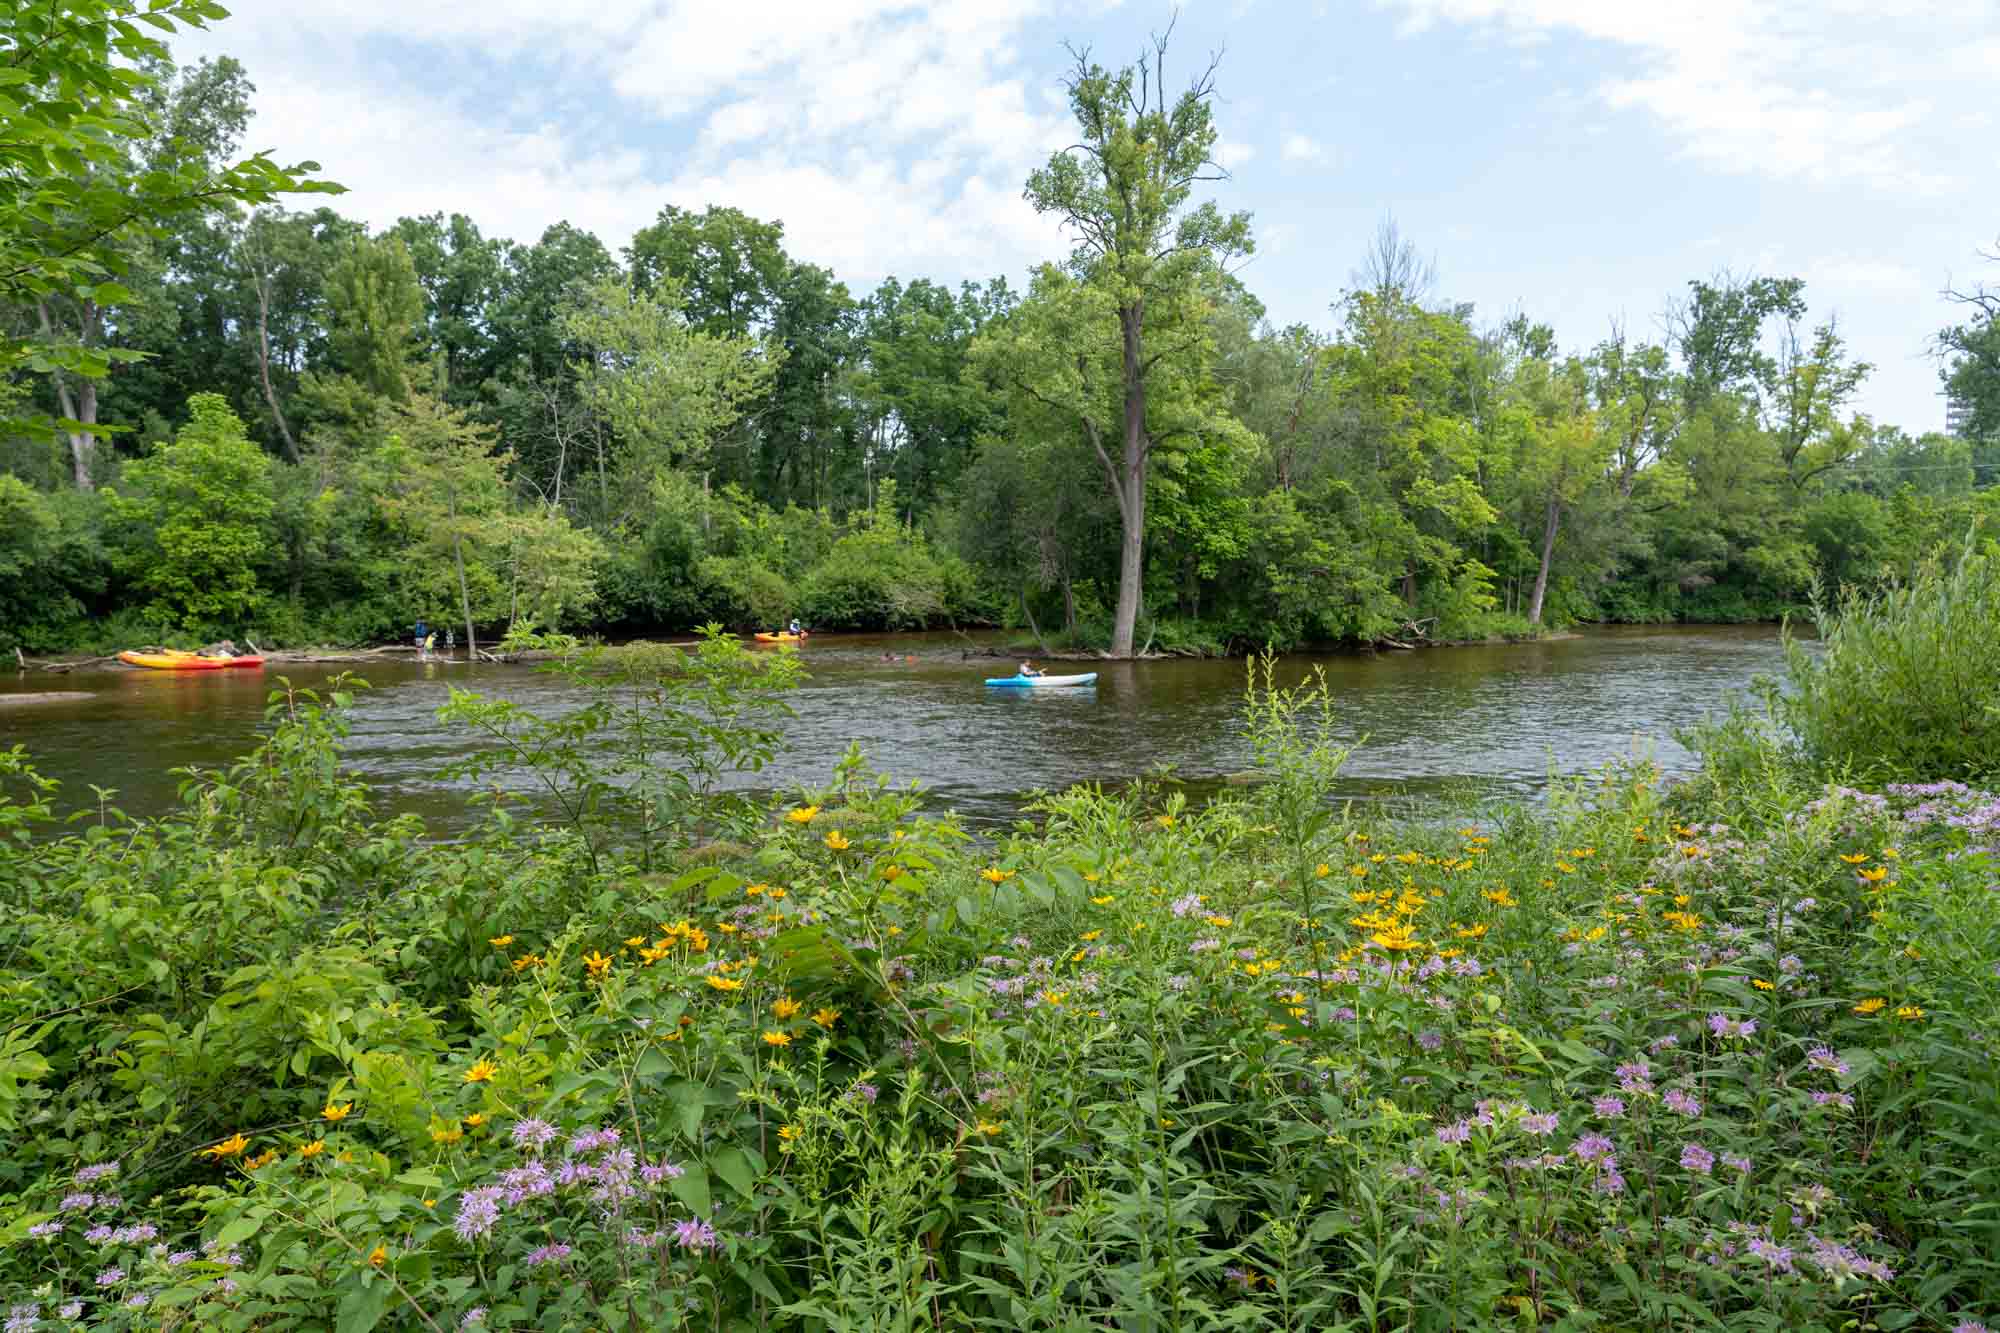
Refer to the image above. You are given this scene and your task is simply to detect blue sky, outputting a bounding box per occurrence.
[174,0,2000,432]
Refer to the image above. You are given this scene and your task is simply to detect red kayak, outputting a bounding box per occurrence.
[117,650,265,671]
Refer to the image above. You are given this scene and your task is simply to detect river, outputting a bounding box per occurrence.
[0,626,1788,830]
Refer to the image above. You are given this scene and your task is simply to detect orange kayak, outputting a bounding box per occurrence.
[118,650,265,671]
[752,632,807,643]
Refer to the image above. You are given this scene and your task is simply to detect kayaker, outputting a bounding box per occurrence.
[1021,661,1043,677]
[788,618,802,637]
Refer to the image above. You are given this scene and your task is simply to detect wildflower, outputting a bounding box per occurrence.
[525,1243,572,1266]
[1707,1012,1757,1039]
[1752,978,1775,991]
[1857,865,1889,883]
[27,1222,60,1238]
[880,864,904,881]
[1436,1120,1472,1144]
[1722,1152,1753,1174]
[1852,997,1886,1015]
[1170,893,1205,918]
[1664,1089,1701,1116]
[786,805,820,824]
[1156,815,1176,829]
[974,1119,1003,1136]
[1521,1112,1559,1137]
[981,866,1012,883]
[1416,1031,1444,1052]
[299,1140,326,1158]
[772,995,802,1020]
[462,1310,487,1328]
[96,1267,124,1286]
[59,1192,93,1211]
[583,951,613,980]
[1951,1322,1990,1333]
[58,1305,80,1322]
[1592,1095,1626,1118]
[640,1160,686,1185]
[323,1101,353,1122]
[705,975,744,992]
[1571,1133,1614,1162]
[246,1149,278,1169]
[463,1058,498,1084]
[672,1217,719,1252]
[1807,1045,1850,1076]
[1316,863,1331,877]
[762,1030,793,1047]
[824,830,851,851]
[812,1007,840,1028]
[1895,1004,1925,1021]
[1746,1236,1794,1272]
[453,1187,502,1242]
[199,1133,249,1161]
[1080,929,1102,942]
[1679,1143,1715,1174]
[368,1244,388,1267]
[1039,990,1068,1007]
[1838,853,1869,864]
[1091,894,1115,905]
[75,1161,120,1184]
[511,953,544,971]
[778,1125,799,1142]
[432,1126,465,1145]
[512,1118,558,1151]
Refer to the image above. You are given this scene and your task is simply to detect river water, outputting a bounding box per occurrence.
[0,626,1788,830]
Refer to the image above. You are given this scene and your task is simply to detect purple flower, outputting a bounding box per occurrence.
[75,1161,121,1184]
[1332,1007,1357,1022]
[1416,1031,1443,1052]
[1722,1153,1753,1174]
[59,1192,94,1212]
[461,1310,488,1328]
[1680,1143,1715,1175]
[1170,893,1204,918]
[1746,1237,1794,1272]
[1648,1034,1679,1053]
[1805,1237,1894,1282]
[672,1217,718,1252]
[641,1160,686,1185]
[1593,1159,1627,1195]
[111,1224,157,1244]
[1592,1095,1626,1118]
[1952,1321,1990,1333]
[525,1243,572,1266]
[1664,1088,1702,1116]
[1615,1059,1653,1093]
[453,1187,502,1243]
[1520,1112,1559,1137]
[6,1306,38,1333]
[1188,937,1220,954]
[27,1222,61,1238]
[499,1160,554,1205]
[510,1118,557,1151]
[84,1225,113,1243]
[1807,1045,1850,1076]
[167,1250,197,1266]
[95,1267,124,1287]
[1435,1120,1471,1144]
[1811,1090,1855,1111]
[852,1082,880,1105]
[124,1292,150,1310]
[1707,1012,1757,1039]
[566,1126,621,1156]
[1571,1134,1614,1163]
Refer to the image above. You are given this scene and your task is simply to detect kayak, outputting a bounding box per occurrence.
[753,632,807,643]
[118,650,265,671]
[985,672,1098,688]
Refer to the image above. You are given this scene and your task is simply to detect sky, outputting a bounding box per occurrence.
[171,0,2000,433]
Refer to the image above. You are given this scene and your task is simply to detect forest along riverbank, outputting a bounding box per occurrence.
[0,625,1788,831]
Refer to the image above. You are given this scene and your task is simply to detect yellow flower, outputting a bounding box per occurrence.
[762,1030,793,1047]
[824,830,851,851]
[1156,815,1176,829]
[463,1113,486,1128]
[1852,997,1887,1015]
[199,1133,249,1161]
[1040,989,1068,1007]
[880,864,904,881]
[298,1140,326,1158]
[1454,923,1489,939]
[1838,853,1869,865]
[322,1101,353,1122]
[773,996,802,1019]
[705,975,745,993]
[583,950,614,980]
[368,1244,388,1268]
[812,1007,840,1028]
[1880,846,1899,860]
[1204,914,1233,928]
[1091,894,1115,905]
[246,1149,278,1170]
[787,805,820,824]
[975,1119,1003,1136]
[778,1124,799,1141]
[1857,865,1889,883]
[745,883,766,897]
[463,1058,498,1084]
[489,935,513,948]
[430,1126,464,1145]
[1895,1005,1925,1021]
[1315,863,1331,878]
[624,935,645,948]
[511,953,544,972]
[770,888,786,899]
[1079,929,1102,942]
[1752,979,1775,991]
[1082,872,1100,883]
[981,866,1012,883]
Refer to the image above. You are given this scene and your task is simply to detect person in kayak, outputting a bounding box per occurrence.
[788,618,802,636]
[1020,661,1043,677]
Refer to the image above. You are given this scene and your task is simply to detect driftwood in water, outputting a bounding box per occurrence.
[0,691,93,706]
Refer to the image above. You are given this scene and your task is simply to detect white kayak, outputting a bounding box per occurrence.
[985,672,1098,688]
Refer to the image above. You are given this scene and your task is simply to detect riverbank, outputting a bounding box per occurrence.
[1,668,1994,1329]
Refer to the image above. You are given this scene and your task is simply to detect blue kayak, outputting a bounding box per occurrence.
[985,672,1098,688]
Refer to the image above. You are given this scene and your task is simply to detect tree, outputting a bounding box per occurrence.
[108,393,274,628]
[1,1,337,483]
[321,233,425,401]
[1023,26,1253,657]
[1939,236,2000,469]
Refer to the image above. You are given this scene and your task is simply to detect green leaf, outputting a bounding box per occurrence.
[710,1144,758,1198]
[335,1275,392,1333]
[670,1163,711,1217]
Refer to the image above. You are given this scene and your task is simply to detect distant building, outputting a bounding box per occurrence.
[1945,390,1974,439]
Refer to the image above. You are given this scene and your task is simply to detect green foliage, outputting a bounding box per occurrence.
[107,393,274,628]
[1774,537,2000,783]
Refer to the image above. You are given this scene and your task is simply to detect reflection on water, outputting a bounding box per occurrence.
[0,626,1789,830]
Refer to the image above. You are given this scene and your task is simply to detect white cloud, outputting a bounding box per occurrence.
[1280,133,1325,164]
[1380,0,1994,193]
[1214,136,1257,169]
[171,0,1099,285]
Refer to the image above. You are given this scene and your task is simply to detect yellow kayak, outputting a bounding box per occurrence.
[118,650,265,671]
[752,632,807,643]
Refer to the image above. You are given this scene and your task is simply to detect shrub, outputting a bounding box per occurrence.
[1774,537,2000,784]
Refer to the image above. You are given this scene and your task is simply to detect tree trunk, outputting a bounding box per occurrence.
[1527,492,1560,627]
[1107,304,1149,658]
[254,270,300,462]
[38,299,96,490]
[1020,584,1051,655]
